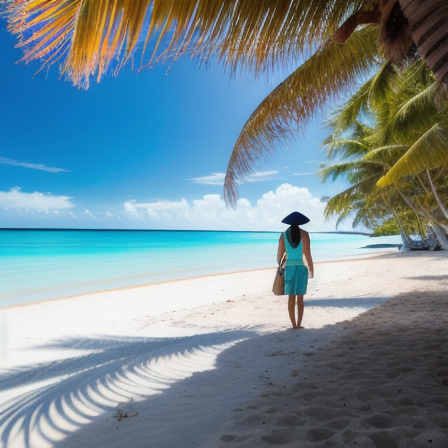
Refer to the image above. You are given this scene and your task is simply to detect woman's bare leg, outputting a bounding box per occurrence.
[288,295,297,328]
[296,295,304,328]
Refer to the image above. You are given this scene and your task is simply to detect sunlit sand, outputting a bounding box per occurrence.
[1,251,447,447]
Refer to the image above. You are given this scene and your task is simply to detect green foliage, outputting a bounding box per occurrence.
[223,25,381,205]
[371,218,400,236]
[320,60,448,246]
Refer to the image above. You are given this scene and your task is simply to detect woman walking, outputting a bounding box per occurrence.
[277,211,314,329]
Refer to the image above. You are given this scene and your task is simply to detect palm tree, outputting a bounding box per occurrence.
[320,60,448,249]
[371,62,448,187]
[427,168,448,221]
[2,0,448,203]
[223,24,381,204]
[319,119,427,249]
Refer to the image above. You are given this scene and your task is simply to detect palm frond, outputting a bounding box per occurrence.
[324,62,397,137]
[323,182,383,222]
[324,77,374,134]
[318,160,377,182]
[323,185,363,220]
[377,123,448,187]
[5,0,364,88]
[389,83,443,136]
[324,135,373,160]
[223,25,381,205]
[363,144,409,165]
[352,204,384,229]
[366,61,400,108]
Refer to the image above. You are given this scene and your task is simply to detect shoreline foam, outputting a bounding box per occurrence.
[1,251,398,311]
[0,230,402,309]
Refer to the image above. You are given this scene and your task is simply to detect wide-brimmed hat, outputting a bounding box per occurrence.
[281,211,310,225]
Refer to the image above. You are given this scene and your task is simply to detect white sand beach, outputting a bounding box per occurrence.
[1,251,447,448]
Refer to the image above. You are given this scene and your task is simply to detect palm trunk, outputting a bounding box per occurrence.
[427,225,440,250]
[399,0,448,90]
[427,169,448,219]
[428,222,448,250]
[394,185,429,248]
[392,210,416,250]
[381,191,416,250]
[399,175,448,251]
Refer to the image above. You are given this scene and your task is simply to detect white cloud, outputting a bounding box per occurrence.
[188,173,225,185]
[81,209,96,219]
[0,157,70,173]
[293,172,315,176]
[188,170,278,186]
[124,198,189,220]
[0,187,75,211]
[123,183,340,231]
[245,170,278,182]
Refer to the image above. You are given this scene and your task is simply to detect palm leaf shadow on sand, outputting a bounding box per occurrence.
[307,297,390,308]
[404,274,448,281]
[0,296,403,447]
[0,330,253,448]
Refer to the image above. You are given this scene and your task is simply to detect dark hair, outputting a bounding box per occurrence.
[287,225,301,248]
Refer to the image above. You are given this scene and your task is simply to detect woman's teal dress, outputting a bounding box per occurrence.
[283,231,309,295]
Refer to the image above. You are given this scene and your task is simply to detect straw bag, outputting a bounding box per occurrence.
[272,253,286,295]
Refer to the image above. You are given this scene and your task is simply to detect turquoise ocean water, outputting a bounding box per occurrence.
[0,229,401,308]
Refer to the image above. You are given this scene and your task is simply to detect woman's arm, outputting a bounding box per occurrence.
[277,234,286,264]
[301,230,314,278]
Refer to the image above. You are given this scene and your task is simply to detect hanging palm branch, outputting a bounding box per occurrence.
[4,0,364,88]
[322,181,389,230]
[374,61,447,144]
[223,25,381,205]
[323,137,372,160]
[377,124,448,187]
[3,0,448,208]
[7,0,447,91]
[363,144,409,167]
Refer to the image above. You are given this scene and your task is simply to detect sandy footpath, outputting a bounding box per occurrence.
[0,250,447,448]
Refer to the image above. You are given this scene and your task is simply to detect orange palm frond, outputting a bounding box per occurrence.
[4,0,364,88]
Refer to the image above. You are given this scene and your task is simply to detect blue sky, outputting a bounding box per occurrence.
[0,23,351,232]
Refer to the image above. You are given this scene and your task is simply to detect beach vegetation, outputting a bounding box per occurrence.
[320,60,448,250]
[2,1,448,205]
[370,218,401,237]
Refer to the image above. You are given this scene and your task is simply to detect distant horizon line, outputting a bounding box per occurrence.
[0,227,372,236]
